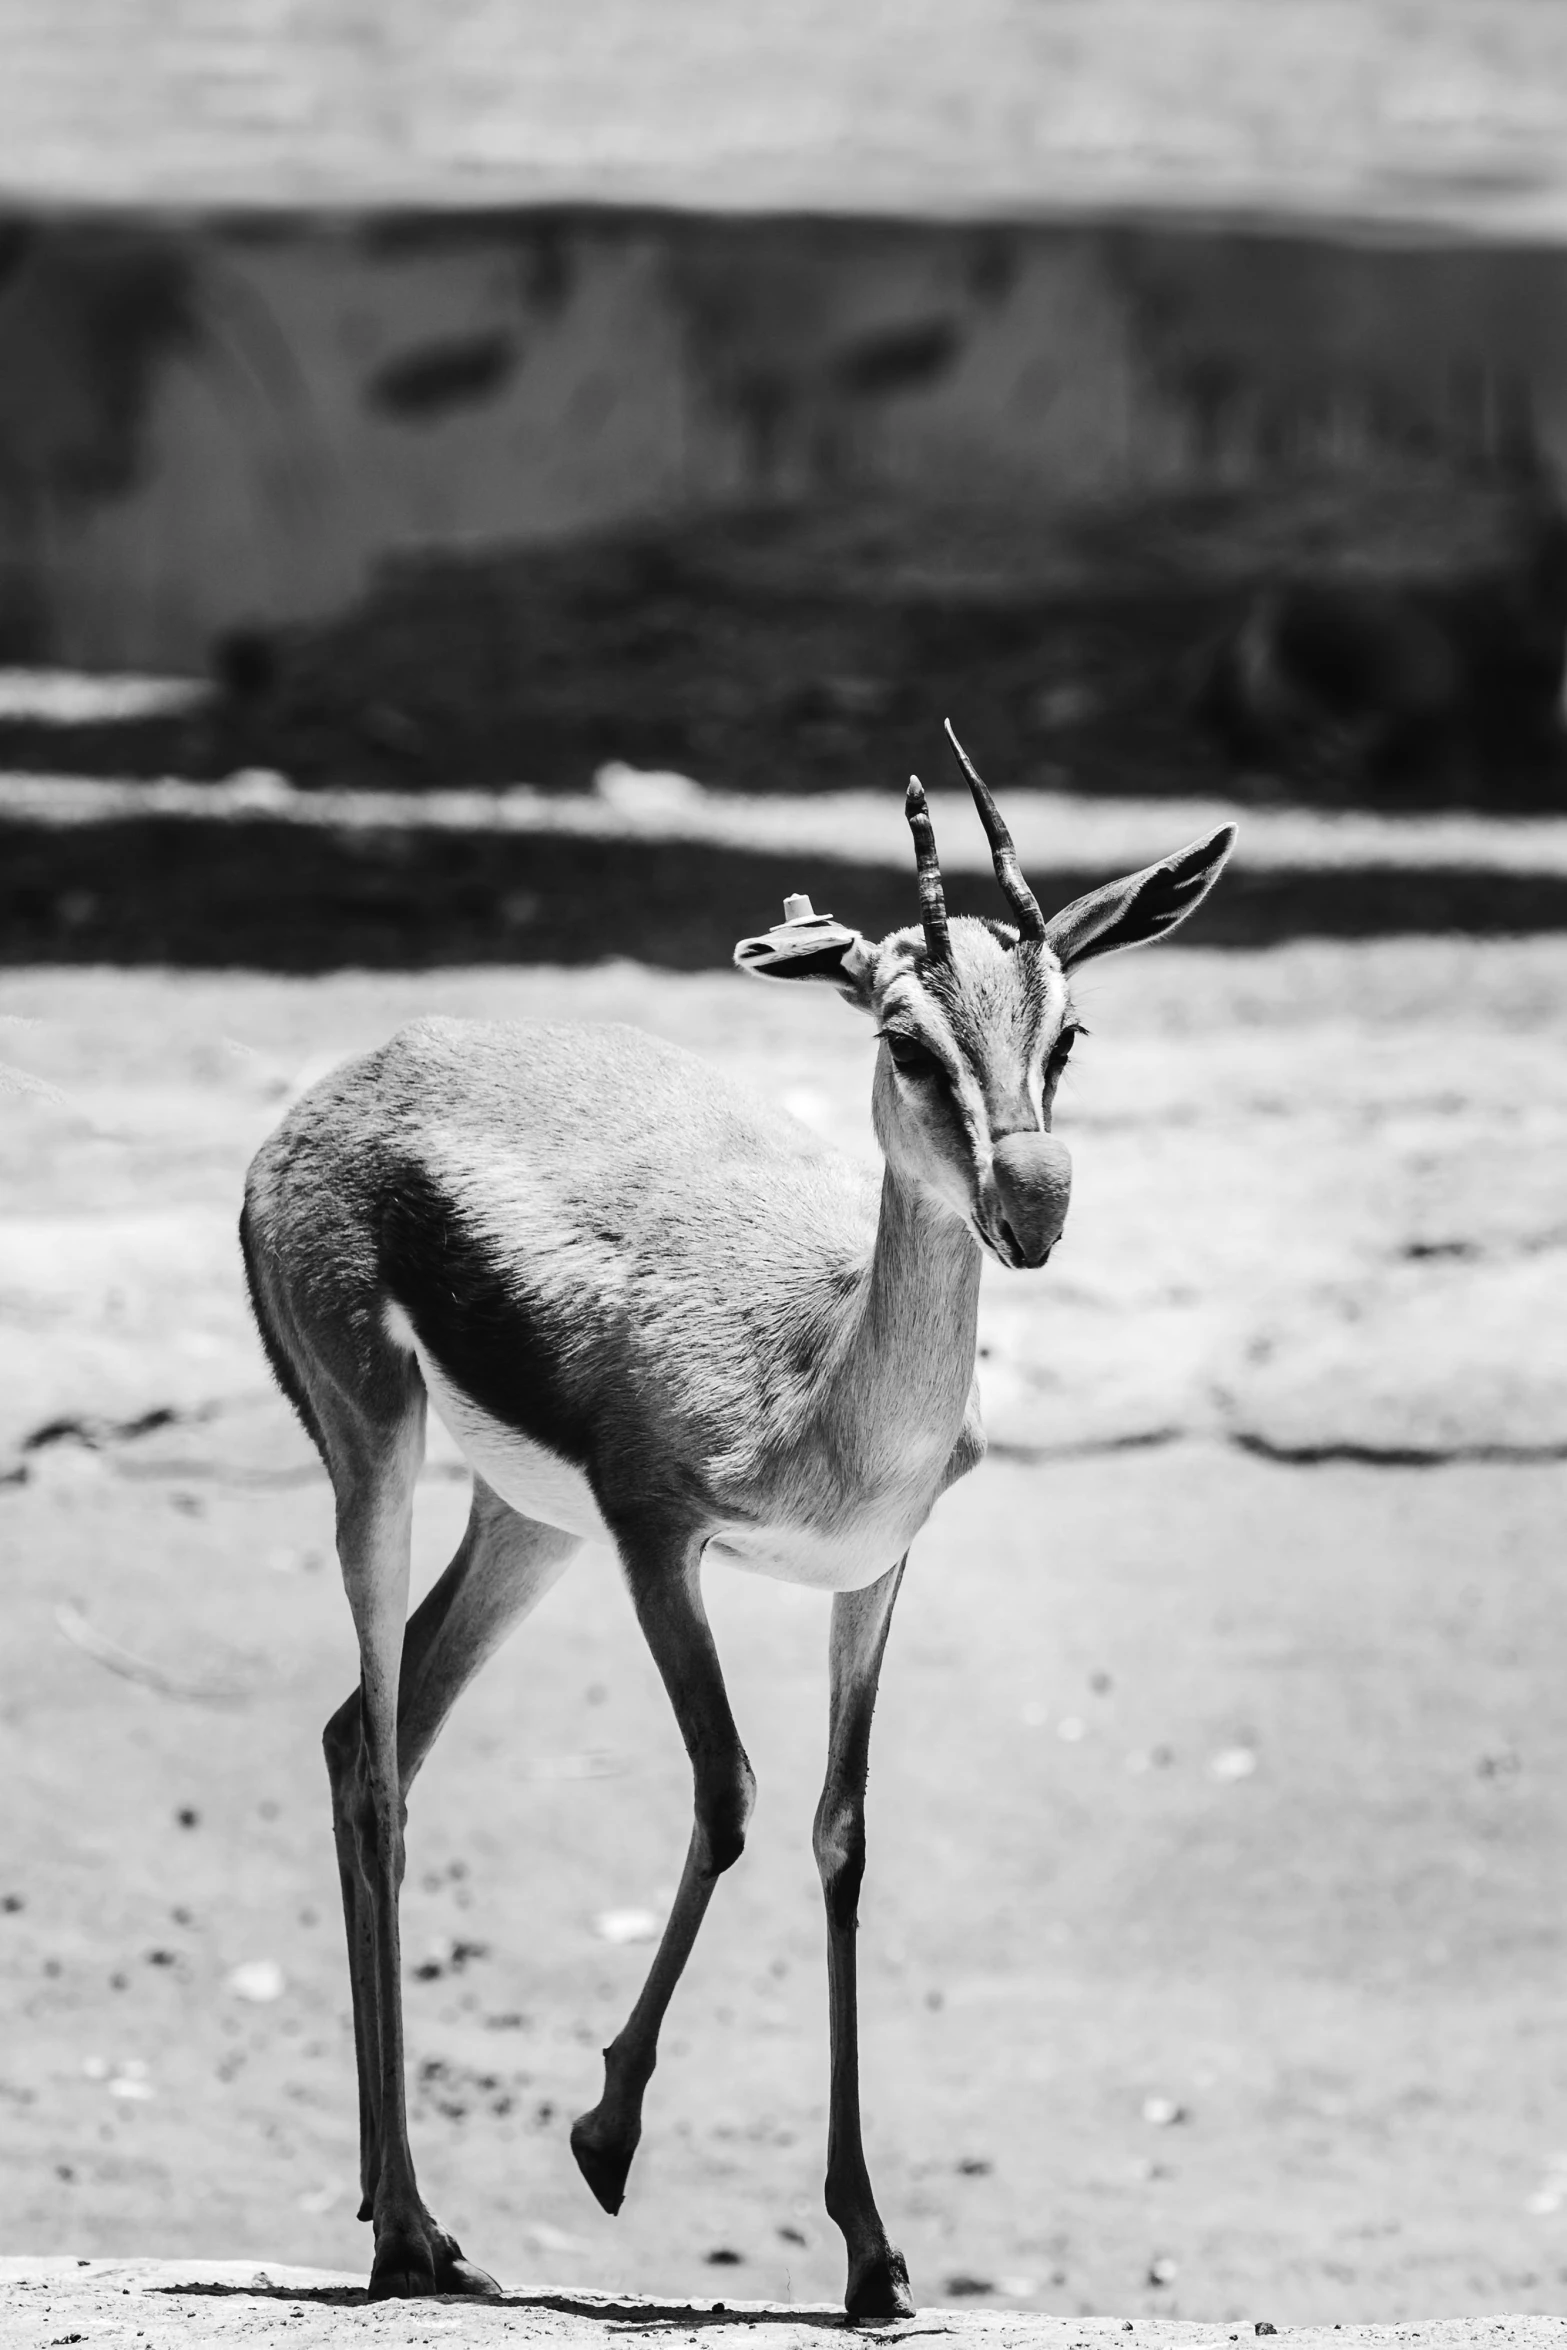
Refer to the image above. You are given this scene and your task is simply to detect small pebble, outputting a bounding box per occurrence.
[226,1958,286,2003]
[594,1907,659,1946]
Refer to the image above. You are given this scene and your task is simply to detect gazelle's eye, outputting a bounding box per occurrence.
[884,1033,942,1082]
[1046,1024,1080,1076]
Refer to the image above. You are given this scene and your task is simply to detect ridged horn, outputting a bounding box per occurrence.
[943,718,1046,941]
[904,775,951,962]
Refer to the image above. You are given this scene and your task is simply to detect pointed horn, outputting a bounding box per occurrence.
[943,718,1046,941]
[905,775,951,962]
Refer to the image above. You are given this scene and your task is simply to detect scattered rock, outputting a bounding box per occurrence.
[226,1958,286,2003]
[415,2056,515,2122]
[1141,2095,1187,2127]
[594,1907,660,1945]
[413,1935,490,1982]
[107,2060,153,2102]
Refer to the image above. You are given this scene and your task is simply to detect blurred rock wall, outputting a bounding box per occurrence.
[3,208,1567,669]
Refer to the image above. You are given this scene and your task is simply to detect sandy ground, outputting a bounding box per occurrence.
[2,944,1567,2323]
[3,2269,1567,2350]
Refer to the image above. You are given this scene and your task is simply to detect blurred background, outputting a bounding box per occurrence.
[4,0,1567,2329]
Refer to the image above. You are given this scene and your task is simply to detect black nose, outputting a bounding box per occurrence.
[990,1133,1072,1267]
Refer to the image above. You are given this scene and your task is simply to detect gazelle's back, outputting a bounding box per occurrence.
[244,1016,879,1509]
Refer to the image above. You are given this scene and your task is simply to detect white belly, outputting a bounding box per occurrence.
[387,1304,942,1588]
[392,1314,612,1544]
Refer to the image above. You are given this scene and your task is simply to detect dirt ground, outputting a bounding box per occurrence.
[2,944,1567,2324]
[3,2269,1567,2350]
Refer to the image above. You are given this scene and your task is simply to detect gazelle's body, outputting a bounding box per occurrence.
[253,1015,983,1595]
[240,726,1234,2320]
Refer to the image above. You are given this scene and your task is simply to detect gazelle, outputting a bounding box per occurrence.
[239,724,1234,2319]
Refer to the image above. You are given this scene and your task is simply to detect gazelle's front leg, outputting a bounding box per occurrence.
[814,1558,914,2323]
[571,1535,755,2214]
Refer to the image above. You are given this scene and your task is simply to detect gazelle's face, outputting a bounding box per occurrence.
[862,920,1075,1268]
[734,722,1236,1273]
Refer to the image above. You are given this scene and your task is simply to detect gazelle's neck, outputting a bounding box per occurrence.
[827,1161,982,1484]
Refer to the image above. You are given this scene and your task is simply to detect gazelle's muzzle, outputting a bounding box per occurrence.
[983,1132,1072,1269]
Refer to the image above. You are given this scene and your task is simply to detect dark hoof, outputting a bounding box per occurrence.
[845,2247,916,2325]
[367,2238,437,2300]
[432,2236,502,2299]
[570,2109,636,2215]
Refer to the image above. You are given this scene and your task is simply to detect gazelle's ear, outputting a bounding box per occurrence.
[1044,825,1236,969]
[733,902,877,1009]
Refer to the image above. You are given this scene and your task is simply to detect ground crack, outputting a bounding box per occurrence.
[1231,1430,1567,1467]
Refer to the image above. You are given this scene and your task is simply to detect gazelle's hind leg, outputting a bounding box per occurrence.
[571,1533,754,2215]
[320,1391,579,2299]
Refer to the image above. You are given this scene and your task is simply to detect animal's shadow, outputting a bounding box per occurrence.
[149,2279,954,2337]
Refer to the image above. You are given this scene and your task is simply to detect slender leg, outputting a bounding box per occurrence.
[813,1558,914,2323]
[571,1538,755,2215]
[324,1454,578,2299]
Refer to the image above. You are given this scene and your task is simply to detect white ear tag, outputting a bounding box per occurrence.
[734,894,858,972]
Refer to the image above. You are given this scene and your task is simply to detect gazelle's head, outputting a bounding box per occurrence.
[735,722,1235,1270]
